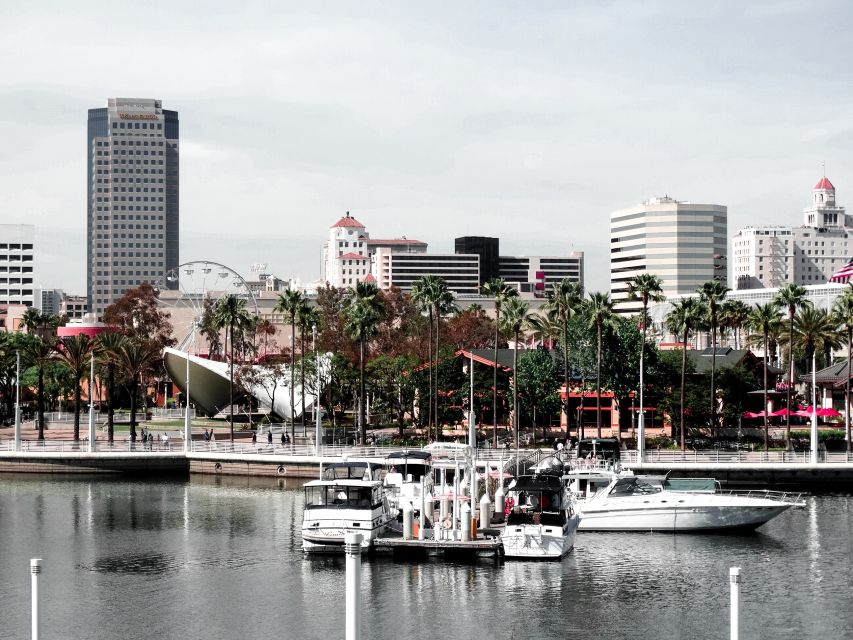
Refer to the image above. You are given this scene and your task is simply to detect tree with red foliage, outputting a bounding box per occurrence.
[102,283,175,351]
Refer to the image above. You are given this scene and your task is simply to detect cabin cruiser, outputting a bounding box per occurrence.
[301,477,393,553]
[568,470,801,532]
[502,457,581,559]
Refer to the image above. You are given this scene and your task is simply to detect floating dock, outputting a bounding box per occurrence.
[372,535,503,559]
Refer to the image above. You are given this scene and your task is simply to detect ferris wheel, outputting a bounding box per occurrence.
[157,260,258,353]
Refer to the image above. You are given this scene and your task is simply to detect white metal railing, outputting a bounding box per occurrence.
[150,408,196,419]
[2,439,853,465]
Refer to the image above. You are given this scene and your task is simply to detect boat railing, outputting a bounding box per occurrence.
[724,489,806,506]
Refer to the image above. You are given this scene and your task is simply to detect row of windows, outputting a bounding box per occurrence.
[112,121,162,130]
[95,206,165,212]
[95,168,166,175]
[0,244,33,250]
[95,214,164,221]
[0,255,33,262]
[97,177,166,184]
[94,248,165,256]
[0,278,33,284]
[0,266,33,273]
[97,187,165,193]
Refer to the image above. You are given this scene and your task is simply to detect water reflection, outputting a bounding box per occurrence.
[85,553,183,575]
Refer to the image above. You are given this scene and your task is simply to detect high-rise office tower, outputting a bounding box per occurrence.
[610,196,727,313]
[455,236,499,286]
[0,224,35,307]
[87,98,179,316]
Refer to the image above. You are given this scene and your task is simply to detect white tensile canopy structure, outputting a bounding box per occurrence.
[163,347,329,420]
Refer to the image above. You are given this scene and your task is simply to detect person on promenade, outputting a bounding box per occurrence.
[268,430,273,445]
[252,432,257,444]
[281,432,286,445]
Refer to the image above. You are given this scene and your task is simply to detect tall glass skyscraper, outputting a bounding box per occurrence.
[87,98,179,316]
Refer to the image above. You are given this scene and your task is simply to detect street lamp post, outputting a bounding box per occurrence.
[184,328,193,453]
[811,350,818,464]
[88,352,96,452]
[313,324,321,456]
[14,350,21,452]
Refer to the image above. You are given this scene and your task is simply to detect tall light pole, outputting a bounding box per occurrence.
[14,350,21,452]
[88,351,96,452]
[313,323,321,456]
[184,327,193,453]
[811,349,818,464]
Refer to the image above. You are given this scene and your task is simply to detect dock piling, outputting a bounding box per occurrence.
[730,567,740,640]
[345,533,363,640]
[31,558,42,640]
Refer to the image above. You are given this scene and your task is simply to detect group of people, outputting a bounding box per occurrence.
[251,430,291,445]
[203,429,216,442]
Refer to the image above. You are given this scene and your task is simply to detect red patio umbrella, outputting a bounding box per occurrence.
[770,408,793,417]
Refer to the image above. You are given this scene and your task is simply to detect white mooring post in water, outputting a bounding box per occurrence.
[31,558,42,640]
[88,353,96,452]
[345,533,363,640]
[730,567,741,640]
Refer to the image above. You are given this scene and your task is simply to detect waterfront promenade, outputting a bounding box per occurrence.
[3,434,853,487]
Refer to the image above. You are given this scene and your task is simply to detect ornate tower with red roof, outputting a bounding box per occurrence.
[322,212,371,287]
[804,175,846,227]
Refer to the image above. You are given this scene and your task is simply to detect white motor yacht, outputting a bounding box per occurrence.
[569,470,801,532]
[301,478,393,553]
[502,457,581,559]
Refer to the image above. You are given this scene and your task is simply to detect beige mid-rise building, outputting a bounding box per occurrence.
[610,196,727,313]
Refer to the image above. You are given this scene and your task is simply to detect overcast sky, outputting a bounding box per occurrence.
[1,1,852,294]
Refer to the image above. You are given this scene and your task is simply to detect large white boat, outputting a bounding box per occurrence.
[502,457,581,560]
[301,477,393,553]
[384,450,434,514]
[569,470,801,532]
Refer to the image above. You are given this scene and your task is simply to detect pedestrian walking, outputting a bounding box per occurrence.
[252,432,257,444]
[281,432,286,445]
[268,430,273,445]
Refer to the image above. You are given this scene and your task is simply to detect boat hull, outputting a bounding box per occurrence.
[301,521,388,553]
[578,502,792,532]
[502,513,581,559]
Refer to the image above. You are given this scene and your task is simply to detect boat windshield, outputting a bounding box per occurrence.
[305,485,375,509]
[608,477,660,497]
[322,463,380,481]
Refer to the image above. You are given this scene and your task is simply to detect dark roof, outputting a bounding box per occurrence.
[687,348,756,374]
[386,450,432,461]
[462,348,557,371]
[807,361,853,386]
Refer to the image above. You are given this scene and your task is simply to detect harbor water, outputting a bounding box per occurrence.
[1,475,851,640]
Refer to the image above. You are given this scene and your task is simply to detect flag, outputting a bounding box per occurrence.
[830,258,853,283]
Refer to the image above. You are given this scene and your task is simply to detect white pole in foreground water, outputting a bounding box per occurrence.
[811,350,819,464]
[730,567,741,640]
[345,532,363,640]
[184,346,192,453]
[31,558,42,640]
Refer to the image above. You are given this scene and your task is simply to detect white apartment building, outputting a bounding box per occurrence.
[733,177,851,289]
[373,248,480,293]
[499,253,584,292]
[610,197,727,313]
[321,213,427,288]
[0,224,36,307]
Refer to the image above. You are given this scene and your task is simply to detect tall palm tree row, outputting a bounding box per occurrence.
[774,284,809,449]
[214,294,252,442]
[746,302,783,451]
[583,292,615,439]
[544,278,583,439]
[783,306,841,401]
[275,290,306,436]
[54,334,93,442]
[500,297,532,450]
[481,278,518,446]
[344,281,384,444]
[626,273,664,447]
[665,297,704,450]
[429,279,456,439]
[698,280,730,436]
[297,301,319,432]
[833,288,853,452]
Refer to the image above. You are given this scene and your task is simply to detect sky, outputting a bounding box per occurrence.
[1,0,852,294]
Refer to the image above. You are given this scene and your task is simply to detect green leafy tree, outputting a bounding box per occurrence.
[717,366,760,428]
[296,300,319,431]
[367,354,419,437]
[113,338,160,442]
[274,290,305,434]
[515,348,560,444]
[698,280,730,436]
[774,283,809,448]
[720,299,751,350]
[627,273,664,445]
[746,302,783,450]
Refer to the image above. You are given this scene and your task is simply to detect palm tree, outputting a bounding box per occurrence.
[481,278,519,447]
[96,332,127,443]
[833,289,853,452]
[21,337,56,441]
[746,302,783,451]
[583,292,615,438]
[55,334,93,442]
[665,298,704,450]
[627,273,664,451]
[297,301,319,433]
[410,277,437,436]
[782,307,841,455]
[428,279,456,439]
[774,284,809,449]
[344,281,384,444]
[274,290,305,436]
[500,297,532,450]
[698,280,730,437]
[544,278,583,439]
[113,338,160,443]
[213,295,252,442]
[720,299,751,350]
